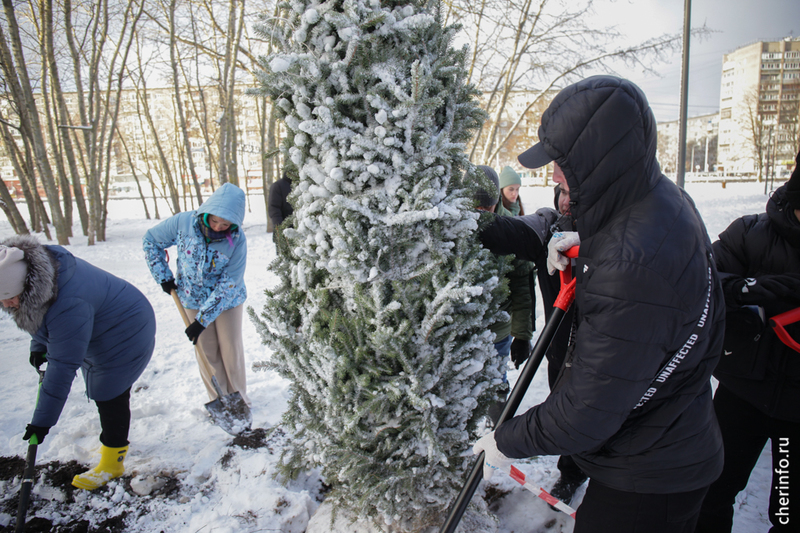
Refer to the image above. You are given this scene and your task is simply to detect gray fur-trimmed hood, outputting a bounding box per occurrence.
[0,235,58,334]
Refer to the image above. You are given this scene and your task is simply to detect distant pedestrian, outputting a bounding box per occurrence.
[474,165,533,424]
[498,166,525,215]
[268,171,294,242]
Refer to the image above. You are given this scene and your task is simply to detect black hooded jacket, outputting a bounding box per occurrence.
[268,175,294,228]
[490,76,725,493]
[480,206,574,386]
[712,184,800,422]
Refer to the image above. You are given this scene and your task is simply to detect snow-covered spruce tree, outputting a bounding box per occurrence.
[250,0,508,529]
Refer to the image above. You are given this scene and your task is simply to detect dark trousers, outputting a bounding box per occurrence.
[574,480,708,533]
[695,385,800,533]
[95,387,131,448]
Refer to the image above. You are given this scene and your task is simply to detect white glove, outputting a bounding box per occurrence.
[547,231,580,275]
[472,431,513,480]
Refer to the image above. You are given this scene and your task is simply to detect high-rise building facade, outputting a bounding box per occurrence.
[718,37,800,177]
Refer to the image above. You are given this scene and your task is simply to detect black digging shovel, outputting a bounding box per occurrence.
[439,246,579,533]
[15,365,45,533]
[171,290,252,436]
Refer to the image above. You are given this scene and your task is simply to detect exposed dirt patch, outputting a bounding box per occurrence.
[1,427,289,532]
[0,456,177,532]
[0,456,24,482]
[38,460,86,503]
[485,484,512,512]
[230,426,281,450]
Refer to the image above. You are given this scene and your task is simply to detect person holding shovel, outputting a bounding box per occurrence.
[143,182,250,411]
[479,179,588,507]
[474,165,533,425]
[472,76,725,533]
[695,149,800,533]
[0,236,156,491]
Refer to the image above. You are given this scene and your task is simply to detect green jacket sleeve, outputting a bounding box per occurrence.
[508,257,534,340]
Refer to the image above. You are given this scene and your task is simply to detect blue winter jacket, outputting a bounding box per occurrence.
[142,183,247,326]
[31,246,156,428]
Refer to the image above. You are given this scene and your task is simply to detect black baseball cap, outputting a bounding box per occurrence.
[518,142,553,169]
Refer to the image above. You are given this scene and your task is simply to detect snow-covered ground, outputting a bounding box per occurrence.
[0,180,775,532]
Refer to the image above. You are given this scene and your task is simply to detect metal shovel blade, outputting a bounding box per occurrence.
[205,377,252,436]
[206,393,252,436]
[170,290,253,436]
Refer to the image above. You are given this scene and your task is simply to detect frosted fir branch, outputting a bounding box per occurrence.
[253,0,497,527]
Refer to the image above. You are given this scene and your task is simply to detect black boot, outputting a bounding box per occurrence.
[549,475,587,507]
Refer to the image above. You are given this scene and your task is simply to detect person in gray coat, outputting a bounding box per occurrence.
[0,235,156,491]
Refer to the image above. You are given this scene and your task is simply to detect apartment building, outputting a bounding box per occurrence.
[470,89,555,173]
[656,112,719,174]
[717,37,800,176]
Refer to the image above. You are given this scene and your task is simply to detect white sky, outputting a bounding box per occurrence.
[591,0,800,122]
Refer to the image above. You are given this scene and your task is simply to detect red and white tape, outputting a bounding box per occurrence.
[509,465,577,519]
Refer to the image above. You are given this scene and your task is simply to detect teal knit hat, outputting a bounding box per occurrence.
[498,166,521,189]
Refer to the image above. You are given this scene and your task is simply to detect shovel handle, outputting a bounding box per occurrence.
[170,290,218,381]
[16,368,45,532]
[770,307,800,354]
[440,247,578,533]
[555,246,579,311]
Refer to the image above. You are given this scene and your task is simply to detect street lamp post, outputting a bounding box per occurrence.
[676,0,692,188]
[765,125,774,195]
[704,120,712,172]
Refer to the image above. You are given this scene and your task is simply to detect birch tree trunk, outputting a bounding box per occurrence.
[1,0,68,244]
[169,0,203,206]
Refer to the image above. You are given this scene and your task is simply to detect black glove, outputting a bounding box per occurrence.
[185,320,205,345]
[510,338,532,369]
[161,279,177,295]
[23,424,50,444]
[29,351,47,370]
[724,274,800,307]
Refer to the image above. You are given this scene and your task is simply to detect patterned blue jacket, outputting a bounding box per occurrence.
[143,183,247,326]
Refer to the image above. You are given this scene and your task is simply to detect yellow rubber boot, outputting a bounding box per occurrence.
[72,445,128,490]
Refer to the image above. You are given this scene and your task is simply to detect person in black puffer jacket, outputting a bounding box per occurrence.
[695,149,800,533]
[474,75,725,533]
[268,170,294,243]
[481,183,588,505]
